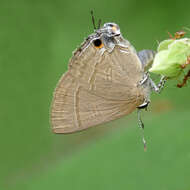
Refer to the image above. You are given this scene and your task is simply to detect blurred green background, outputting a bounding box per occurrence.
[1,0,190,189]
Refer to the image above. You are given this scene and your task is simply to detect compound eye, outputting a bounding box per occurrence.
[93,38,104,48]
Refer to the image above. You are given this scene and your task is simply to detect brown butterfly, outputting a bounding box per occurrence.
[50,18,164,135]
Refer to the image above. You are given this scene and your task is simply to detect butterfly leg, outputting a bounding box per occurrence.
[149,75,167,93]
[139,72,167,94]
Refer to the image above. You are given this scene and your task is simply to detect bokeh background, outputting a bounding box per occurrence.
[1,0,190,189]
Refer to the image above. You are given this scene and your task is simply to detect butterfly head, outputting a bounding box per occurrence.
[97,23,121,37]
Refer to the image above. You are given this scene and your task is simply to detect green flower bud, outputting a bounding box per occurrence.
[149,38,190,78]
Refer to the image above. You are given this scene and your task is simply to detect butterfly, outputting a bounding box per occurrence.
[50,16,164,135]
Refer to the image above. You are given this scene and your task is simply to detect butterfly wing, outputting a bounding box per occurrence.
[51,37,147,133]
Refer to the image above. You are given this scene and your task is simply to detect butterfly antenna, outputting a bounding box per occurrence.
[98,19,101,29]
[90,10,96,30]
[137,109,147,151]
